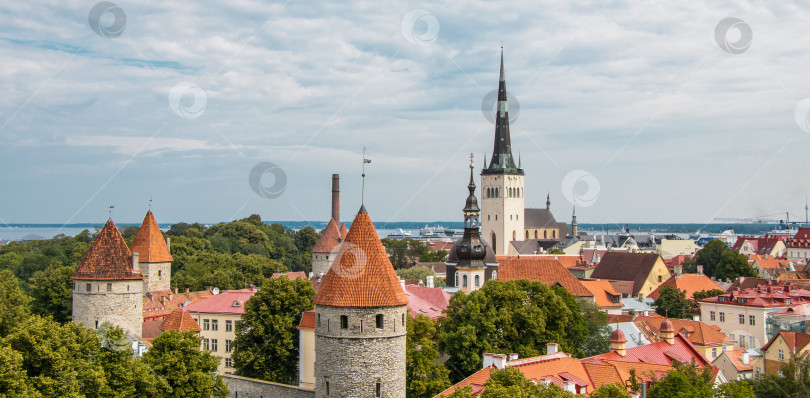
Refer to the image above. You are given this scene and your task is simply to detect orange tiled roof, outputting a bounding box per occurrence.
[648,274,724,300]
[580,279,622,308]
[339,223,348,238]
[519,254,585,268]
[314,207,408,308]
[633,316,733,347]
[297,310,316,330]
[498,258,593,297]
[142,289,214,321]
[72,219,143,281]
[762,330,810,352]
[312,219,342,253]
[129,210,173,263]
[723,349,753,372]
[272,271,309,280]
[160,308,200,332]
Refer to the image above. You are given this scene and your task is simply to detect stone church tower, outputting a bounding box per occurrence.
[313,206,408,398]
[481,49,524,255]
[130,210,173,293]
[72,218,144,336]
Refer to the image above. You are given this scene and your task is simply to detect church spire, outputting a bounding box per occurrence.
[483,47,522,176]
[546,193,551,210]
[571,206,578,237]
[464,154,480,227]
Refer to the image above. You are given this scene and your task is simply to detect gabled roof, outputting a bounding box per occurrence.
[312,218,342,253]
[716,349,754,372]
[583,334,712,368]
[404,285,451,320]
[524,208,558,229]
[498,258,593,297]
[580,279,622,308]
[159,308,200,332]
[129,210,172,263]
[142,289,213,321]
[314,207,408,308]
[73,219,143,281]
[632,316,733,347]
[184,288,258,315]
[339,223,348,238]
[590,252,667,296]
[761,330,810,353]
[272,271,309,280]
[297,310,316,330]
[649,274,724,300]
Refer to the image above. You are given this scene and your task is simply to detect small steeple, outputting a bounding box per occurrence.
[546,193,551,210]
[463,154,481,228]
[453,156,487,268]
[571,206,578,237]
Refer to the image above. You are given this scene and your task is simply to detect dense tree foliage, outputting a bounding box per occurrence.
[406,315,452,398]
[589,383,632,398]
[396,265,446,286]
[749,356,810,397]
[143,331,228,398]
[0,270,31,337]
[438,280,601,380]
[578,298,612,357]
[692,289,725,301]
[694,240,756,281]
[381,238,446,268]
[481,367,574,398]
[653,286,694,319]
[648,361,714,398]
[231,275,315,384]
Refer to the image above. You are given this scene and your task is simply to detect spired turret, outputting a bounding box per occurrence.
[314,206,408,398]
[72,219,144,336]
[130,210,172,293]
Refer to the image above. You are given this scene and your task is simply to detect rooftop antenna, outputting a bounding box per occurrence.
[362,147,371,205]
[148,195,152,210]
[107,205,115,220]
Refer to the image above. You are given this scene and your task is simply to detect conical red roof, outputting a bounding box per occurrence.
[312,218,342,253]
[160,309,200,332]
[130,210,173,263]
[339,223,348,238]
[73,219,143,281]
[314,207,408,308]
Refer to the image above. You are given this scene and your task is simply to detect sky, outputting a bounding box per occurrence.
[2,0,810,226]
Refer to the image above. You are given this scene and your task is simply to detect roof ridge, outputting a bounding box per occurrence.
[73,219,143,281]
[130,210,173,263]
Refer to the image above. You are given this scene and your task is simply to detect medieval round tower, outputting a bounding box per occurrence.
[314,206,408,398]
[71,218,144,336]
[130,210,173,293]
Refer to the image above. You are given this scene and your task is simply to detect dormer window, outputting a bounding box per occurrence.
[233,300,241,307]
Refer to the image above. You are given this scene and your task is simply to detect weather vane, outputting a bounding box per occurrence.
[469,153,474,168]
[107,205,115,219]
[362,147,371,205]
[148,195,152,210]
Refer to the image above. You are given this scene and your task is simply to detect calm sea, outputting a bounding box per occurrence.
[0,222,792,243]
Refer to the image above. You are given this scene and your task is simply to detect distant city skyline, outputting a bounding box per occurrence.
[2,1,810,224]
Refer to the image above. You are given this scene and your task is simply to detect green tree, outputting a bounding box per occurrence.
[590,383,632,398]
[293,226,318,253]
[692,289,725,301]
[714,251,756,282]
[0,269,31,337]
[397,266,437,284]
[749,356,810,397]
[548,248,565,255]
[28,264,75,322]
[714,380,755,398]
[647,361,713,398]
[232,276,315,384]
[407,315,452,398]
[420,249,448,262]
[694,239,727,277]
[579,298,611,356]
[0,344,34,397]
[438,280,590,380]
[143,330,227,398]
[96,323,161,397]
[653,286,693,319]
[446,385,473,398]
[481,367,573,398]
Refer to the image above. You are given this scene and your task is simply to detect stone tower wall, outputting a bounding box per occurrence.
[481,173,525,255]
[140,261,171,293]
[311,251,337,277]
[315,305,406,398]
[72,279,143,336]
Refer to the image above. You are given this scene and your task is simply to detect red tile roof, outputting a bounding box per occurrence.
[141,320,163,340]
[633,316,733,347]
[142,289,213,321]
[580,279,622,308]
[649,274,724,300]
[700,284,810,308]
[297,310,316,330]
[184,288,258,315]
[722,349,753,372]
[312,219,342,253]
[160,308,200,332]
[404,285,451,320]
[272,271,309,280]
[732,235,786,254]
[339,223,348,238]
[584,334,712,368]
[761,330,810,352]
[498,258,593,297]
[72,219,144,281]
[522,254,586,268]
[129,210,172,263]
[314,208,408,308]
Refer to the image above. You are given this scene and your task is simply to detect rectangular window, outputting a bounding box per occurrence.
[749,315,756,326]
[211,339,218,352]
[710,311,716,321]
[212,319,218,331]
[203,319,210,331]
[376,382,381,397]
[86,283,92,292]
[720,312,725,322]
[376,314,384,329]
[739,335,745,348]
[317,314,321,327]
[225,358,233,368]
[712,348,718,358]
[226,340,233,353]
[749,336,755,348]
[203,338,209,351]
[341,315,348,329]
[107,283,112,292]
[226,320,233,332]
[779,349,784,360]
[739,314,745,324]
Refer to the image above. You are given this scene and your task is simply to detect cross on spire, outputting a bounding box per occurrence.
[148,196,152,210]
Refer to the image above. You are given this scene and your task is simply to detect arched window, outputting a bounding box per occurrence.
[544,230,547,239]
[553,230,556,238]
[454,271,459,287]
[526,230,529,239]
[463,275,468,287]
[492,233,497,251]
[513,230,516,240]
[492,270,498,280]
[496,188,499,198]
[474,275,480,287]
[534,230,538,239]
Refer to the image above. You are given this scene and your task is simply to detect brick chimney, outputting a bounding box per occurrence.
[426,275,434,288]
[132,252,140,273]
[331,174,340,223]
